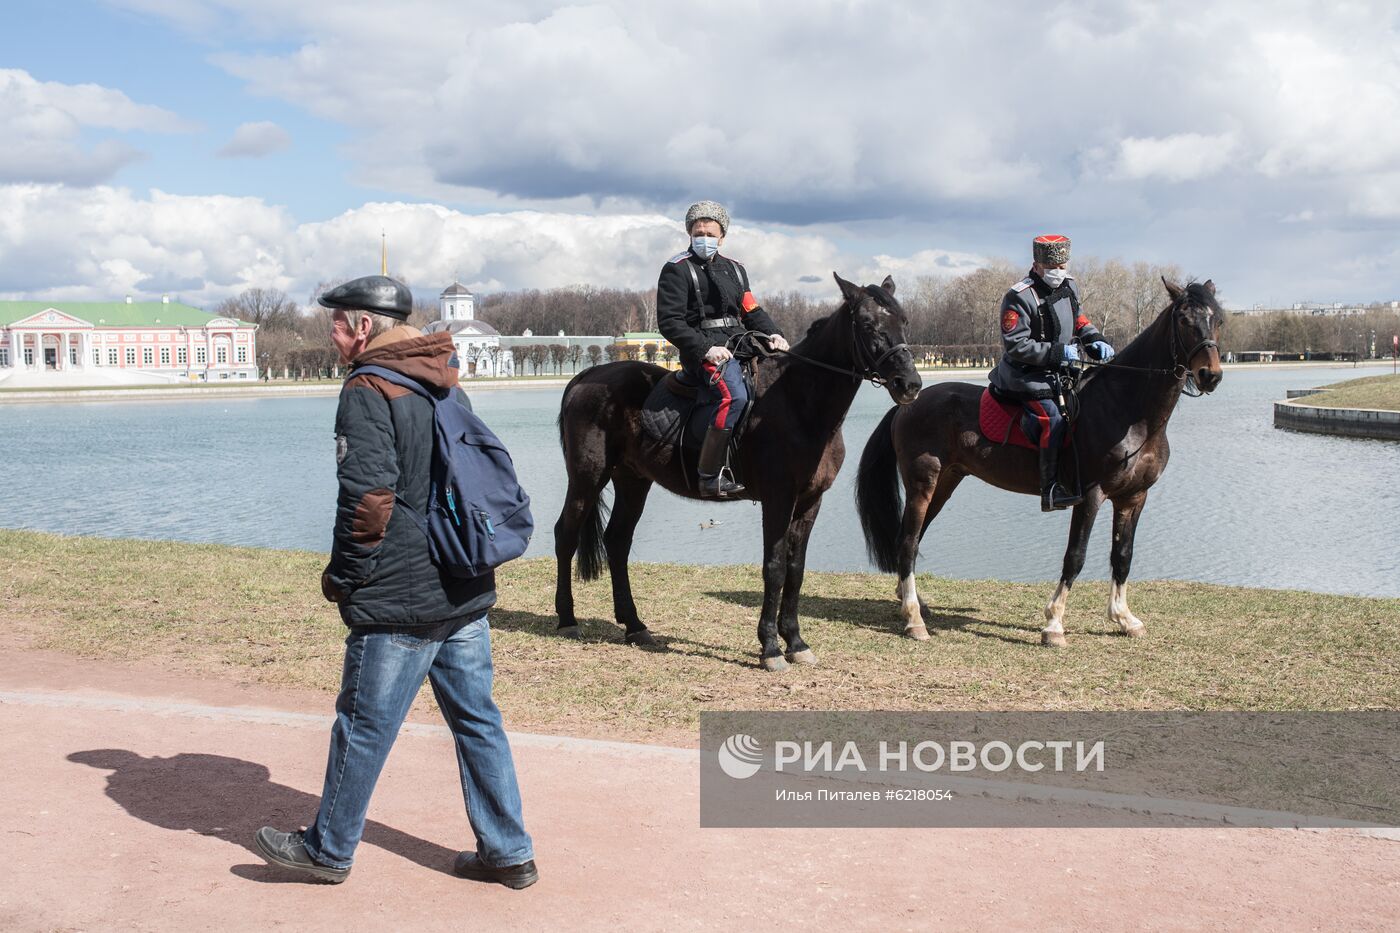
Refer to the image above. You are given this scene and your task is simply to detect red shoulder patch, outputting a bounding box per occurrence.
[741,291,760,313]
[1001,308,1020,333]
[1075,314,1091,331]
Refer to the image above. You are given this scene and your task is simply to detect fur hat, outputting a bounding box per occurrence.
[1033,234,1071,266]
[685,200,730,236]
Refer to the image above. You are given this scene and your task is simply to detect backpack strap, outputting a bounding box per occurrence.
[347,364,442,404]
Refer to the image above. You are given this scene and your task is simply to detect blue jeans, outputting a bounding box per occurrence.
[697,357,748,430]
[301,614,533,869]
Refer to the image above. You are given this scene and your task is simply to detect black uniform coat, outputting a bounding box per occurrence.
[656,249,783,372]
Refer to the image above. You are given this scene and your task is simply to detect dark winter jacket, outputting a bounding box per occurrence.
[989,271,1103,400]
[321,327,496,628]
[656,249,783,372]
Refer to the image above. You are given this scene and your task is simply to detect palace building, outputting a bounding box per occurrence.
[0,297,258,388]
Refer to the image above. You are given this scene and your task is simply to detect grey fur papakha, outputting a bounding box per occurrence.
[685,200,730,235]
[1033,234,1071,266]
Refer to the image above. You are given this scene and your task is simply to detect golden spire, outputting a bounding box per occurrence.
[380,230,387,275]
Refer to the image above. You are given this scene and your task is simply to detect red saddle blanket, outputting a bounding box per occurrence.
[979,388,1072,450]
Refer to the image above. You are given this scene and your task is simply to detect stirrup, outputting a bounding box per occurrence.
[699,470,745,499]
[1041,485,1082,512]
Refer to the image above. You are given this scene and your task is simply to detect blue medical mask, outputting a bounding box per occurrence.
[690,236,720,260]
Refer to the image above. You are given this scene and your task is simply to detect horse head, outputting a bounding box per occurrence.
[833,272,922,404]
[1162,278,1223,394]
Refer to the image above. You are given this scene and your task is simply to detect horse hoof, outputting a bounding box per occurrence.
[1122,624,1147,639]
[904,624,931,641]
[557,625,581,639]
[1041,630,1068,648]
[785,649,818,666]
[761,655,790,673]
[625,629,659,648]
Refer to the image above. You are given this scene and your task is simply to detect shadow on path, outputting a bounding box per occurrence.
[68,749,458,880]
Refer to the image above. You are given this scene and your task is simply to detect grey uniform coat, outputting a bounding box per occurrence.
[989,272,1103,400]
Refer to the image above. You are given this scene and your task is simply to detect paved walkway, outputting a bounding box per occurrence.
[2,647,1398,931]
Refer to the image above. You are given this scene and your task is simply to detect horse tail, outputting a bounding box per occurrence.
[575,488,610,581]
[856,405,904,574]
[557,367,611,581]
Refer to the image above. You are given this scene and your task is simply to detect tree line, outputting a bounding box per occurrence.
[214,262,1400,378]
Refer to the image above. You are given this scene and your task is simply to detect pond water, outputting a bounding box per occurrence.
[2,365,1396,597]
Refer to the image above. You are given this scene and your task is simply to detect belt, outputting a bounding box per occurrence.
[698,316,741,330]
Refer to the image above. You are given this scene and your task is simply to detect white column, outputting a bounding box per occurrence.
[8,330,17,368]
[60,333,68,370]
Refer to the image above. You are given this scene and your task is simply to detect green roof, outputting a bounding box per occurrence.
[0,301,254,328]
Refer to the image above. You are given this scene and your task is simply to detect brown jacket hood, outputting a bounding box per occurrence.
[349,326,459,391]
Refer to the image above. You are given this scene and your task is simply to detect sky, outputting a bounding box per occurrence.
[2,0,1399,311]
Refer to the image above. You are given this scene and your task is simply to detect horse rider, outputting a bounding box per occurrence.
[655,200,789,498]
[989,234,1116,512]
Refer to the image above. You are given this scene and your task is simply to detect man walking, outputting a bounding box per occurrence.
[254,274,537,888]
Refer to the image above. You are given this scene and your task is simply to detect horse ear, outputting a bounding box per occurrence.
[1202,279,1216,297]
[833,272,862,304]
[1162,277,1185,301]
[881,275,896,296]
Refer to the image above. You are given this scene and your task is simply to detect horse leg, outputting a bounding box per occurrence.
[554,472,610,637]
[777,495,822,666]
[757,495,796,672]
[1107,492,1149,638]
[1041,490,1104,648]
[896,467,962,640]
[604,472,656,647]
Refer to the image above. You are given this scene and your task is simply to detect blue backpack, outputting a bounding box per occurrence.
[350,365,533,578]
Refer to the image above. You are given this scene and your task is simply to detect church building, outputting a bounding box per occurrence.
[427,281,515,377]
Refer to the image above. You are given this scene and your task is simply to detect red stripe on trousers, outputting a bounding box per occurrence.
[702,361,733,429]
[1029,400,1053,449]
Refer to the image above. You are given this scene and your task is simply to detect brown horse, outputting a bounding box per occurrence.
[555,273,921,670]
[855,279,1223,646]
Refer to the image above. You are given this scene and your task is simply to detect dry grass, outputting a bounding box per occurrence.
[1297,373,1400,411]
[3,530,1397,744]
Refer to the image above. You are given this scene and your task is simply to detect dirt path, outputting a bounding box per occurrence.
[3,644,1398,932]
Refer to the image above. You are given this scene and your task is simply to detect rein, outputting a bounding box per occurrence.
[1074,298,1217,397]
[734,302,910,388]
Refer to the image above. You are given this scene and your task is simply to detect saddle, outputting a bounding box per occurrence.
[978,387,1074,450]
[640,368,755,480]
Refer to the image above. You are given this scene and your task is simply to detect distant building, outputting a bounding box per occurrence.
[427,281,514,377]
[0,297,257,387]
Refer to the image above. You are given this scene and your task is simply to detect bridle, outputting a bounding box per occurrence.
[738,290,911,387]
[1077,296,1218,396]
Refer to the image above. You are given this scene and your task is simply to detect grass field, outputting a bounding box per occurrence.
[1298,373,1400,411]
[3,530,1397,742]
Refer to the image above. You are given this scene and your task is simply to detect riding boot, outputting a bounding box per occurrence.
[1038,445,1082,512]
[697,426,745,499]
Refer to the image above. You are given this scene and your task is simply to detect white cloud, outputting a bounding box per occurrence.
[217,120,291,158]
[1112,132,1240,183]
[0,184,977,308]
[0,68,192,185]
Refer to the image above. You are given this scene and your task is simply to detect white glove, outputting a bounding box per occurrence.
[704,345,733,365]
[767,334,790,352]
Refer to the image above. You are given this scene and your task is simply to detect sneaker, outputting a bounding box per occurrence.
[453,851,539,889]
[253,827,350,884]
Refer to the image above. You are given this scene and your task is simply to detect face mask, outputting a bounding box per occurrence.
[1040,267,1069,288]
[691,236,720,260]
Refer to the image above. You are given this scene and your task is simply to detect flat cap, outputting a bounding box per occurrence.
[317,275,413,321]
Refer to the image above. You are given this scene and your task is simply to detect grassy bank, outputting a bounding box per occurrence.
[2,530,1397,742]
[1298,373,1400,411]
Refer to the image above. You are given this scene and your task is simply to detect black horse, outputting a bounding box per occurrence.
[856,279,1223,646]
[555,273,921,670]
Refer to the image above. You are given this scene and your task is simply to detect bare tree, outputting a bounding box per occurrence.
[548,343,568,374]
[586,344,603,368]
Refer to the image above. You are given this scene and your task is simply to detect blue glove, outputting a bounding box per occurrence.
[1061,344,1081,363]
[1089,341,1115,361]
